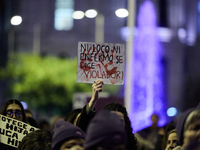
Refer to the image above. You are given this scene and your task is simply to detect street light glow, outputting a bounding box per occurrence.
[11,15,22,25]
[167,107,177,117]
[115,8,129,18]
[72,11,84,19]
[85,9,98,18]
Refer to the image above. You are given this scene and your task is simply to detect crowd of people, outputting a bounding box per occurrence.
[0,80,200,150]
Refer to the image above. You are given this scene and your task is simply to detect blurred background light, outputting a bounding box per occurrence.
[178,28,187,43]
[129,0,166,132]
[85,9,98,18]
[72,11,84,19]
[178,28,187,38]
[54,9,74,30]
[121,26,173,42]
[157,27,172,42]
[54,0,74,31]
[167,107,177,117]
[115,8,129,18]
[21,101,28,109]
[10,15,22,25]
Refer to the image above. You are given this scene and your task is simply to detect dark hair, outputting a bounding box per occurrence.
[25,109,33,117]
[103,102,138,150]
[64,108,82,124]
[167,129,177,140]
[0,143,17,150]
[0,99,27,123]
[53,140,64,150]
[27,117,39,128]
[38,119,50,130]
[17,129,52,150]
[87,145,127,150]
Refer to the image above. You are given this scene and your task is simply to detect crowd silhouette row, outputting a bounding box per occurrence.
[0,80,200,150]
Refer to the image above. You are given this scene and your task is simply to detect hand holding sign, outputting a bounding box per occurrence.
[95,80,103,96]
[88,80,104,111]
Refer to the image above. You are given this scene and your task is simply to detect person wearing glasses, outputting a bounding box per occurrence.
[0,99,27,122]
[0,99,27,150]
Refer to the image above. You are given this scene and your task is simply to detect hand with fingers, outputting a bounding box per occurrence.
[89,80,104,110]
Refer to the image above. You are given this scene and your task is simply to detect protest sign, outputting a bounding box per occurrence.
[77,42,125,85]
[0,114,39,148]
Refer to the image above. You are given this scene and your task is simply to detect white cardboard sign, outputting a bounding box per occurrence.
[77,42,125,85]
[0,114,39,148]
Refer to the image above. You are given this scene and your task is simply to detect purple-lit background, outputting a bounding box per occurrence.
[129,0,167,132]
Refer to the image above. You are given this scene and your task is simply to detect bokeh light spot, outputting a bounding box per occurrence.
[21,101,28,109]
[167,107,177,117]
[11,16,22,25]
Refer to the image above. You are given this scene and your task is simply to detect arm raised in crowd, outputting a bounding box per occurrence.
[65,80,103,132]
[88,80,104,111]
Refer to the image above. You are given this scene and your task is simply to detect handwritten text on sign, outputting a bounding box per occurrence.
[77,42,125,85]
[0,115,39,148]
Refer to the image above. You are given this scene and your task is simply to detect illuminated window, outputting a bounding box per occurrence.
[54,0,74,31]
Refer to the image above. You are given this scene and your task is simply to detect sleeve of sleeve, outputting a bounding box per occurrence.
[76,104,96,132]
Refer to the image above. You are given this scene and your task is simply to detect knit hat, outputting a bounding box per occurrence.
[174,105,200,145]
[52,120,85,149]
[84,110,127,150]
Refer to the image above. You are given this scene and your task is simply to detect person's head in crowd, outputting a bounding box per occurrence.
[0,99,27,122]
[103,102,138,150]
[84,110,127,150]
[25,109,33,118]
[183,109,200,149]
[65,108,82,125]
[52,120,85,150]
[151,113,159,126]
[17,129,52,150]
[165,129,178,150]
[50,115,64,130]
[38,119,51,131]
[161,121,176,150]
[184,109,200,132]
[27,116,38,128]
[175,107,200,150]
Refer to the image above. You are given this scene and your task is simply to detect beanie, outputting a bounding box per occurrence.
[174,107,196,145]
[52,120,85,149]
[84,110,127,150]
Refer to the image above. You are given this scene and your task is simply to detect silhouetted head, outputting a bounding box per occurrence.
[151,114,159,126]
[103,102,138,150]
[17,129,52,150]
[84,110,127,150]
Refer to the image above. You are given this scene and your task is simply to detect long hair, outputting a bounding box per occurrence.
[64,108,82,124]
[103,102,138,150]
[0,99,27,123]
